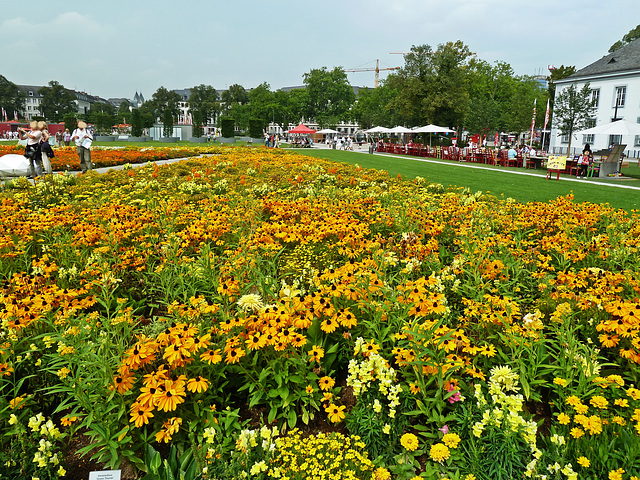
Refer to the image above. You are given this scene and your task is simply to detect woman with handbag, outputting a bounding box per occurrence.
[38,121,54,175]
[17,120,43,177]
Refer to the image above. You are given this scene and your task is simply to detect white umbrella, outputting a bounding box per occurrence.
[364,126,391,133]
[575,119,640,136]
[317,128,339,134]
[388,126,414,134]
[412,124,455,134]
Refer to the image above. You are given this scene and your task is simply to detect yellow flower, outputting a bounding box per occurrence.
[557,412,571,425]
[570,427,584,439]
[553,377,568,387]
[590,395,608,409]
[609,468,625,480]
[577,456,590,468]
[325,403,345,423]
[429,443,450,463]
[400,433,419,451]
[374,467,391,480]
[442,432,461,449]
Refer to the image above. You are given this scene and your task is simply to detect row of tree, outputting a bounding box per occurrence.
[9,27,639,139]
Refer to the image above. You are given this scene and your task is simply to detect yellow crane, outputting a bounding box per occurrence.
[344,59,400,88]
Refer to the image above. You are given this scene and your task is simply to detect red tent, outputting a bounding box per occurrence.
[288,123,316,134]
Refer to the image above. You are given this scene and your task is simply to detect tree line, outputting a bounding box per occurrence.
[8,31,638,139]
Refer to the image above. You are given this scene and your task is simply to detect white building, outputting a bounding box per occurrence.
[550,38,640,158]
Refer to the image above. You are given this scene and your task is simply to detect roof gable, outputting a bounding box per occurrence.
[569,37,640,79]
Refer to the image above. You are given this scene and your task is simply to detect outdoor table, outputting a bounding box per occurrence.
[529,156,545,169]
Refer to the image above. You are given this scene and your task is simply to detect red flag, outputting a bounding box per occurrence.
[530,98,537,133]
[543,99,550,131]
[494,132,499,145]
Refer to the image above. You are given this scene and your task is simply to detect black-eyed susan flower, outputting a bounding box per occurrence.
[325,403,345,423]
[318,376,335,391]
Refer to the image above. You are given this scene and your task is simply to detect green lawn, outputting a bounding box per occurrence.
[295,148,640,212]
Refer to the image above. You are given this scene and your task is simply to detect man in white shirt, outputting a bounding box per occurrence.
[70,120,93,173]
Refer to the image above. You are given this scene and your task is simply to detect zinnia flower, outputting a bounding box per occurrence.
[400,433,419,451]
[429,442,450,463]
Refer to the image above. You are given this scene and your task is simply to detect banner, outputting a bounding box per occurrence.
[543,99,550,131]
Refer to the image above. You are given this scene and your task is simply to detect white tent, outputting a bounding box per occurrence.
[0,154,31,177]
[317,128,339,134]
[575,118,640,137]
[412,124,455,133]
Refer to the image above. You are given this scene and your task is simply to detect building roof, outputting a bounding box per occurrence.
[567,37,640,80]
[17,85,45,98]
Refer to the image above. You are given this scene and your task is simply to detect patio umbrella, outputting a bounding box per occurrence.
[364,126,391,133]
[575,118,640,136]
[412,124,455,146]
[387,126,414,134]
[317,128,339,134]
[412,124,455,133]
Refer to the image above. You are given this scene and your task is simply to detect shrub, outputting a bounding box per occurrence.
[220,118,235,138]
[248,119,263,139]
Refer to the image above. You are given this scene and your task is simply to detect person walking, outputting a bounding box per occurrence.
[70,120,93,173]
[63,128,71,146]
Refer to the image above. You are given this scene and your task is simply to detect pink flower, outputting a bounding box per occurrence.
[447,391,462,403]
[439,424,449,435]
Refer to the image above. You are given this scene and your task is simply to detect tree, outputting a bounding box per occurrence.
[162,108,174,138]
[221,84,249,107]
[88,102,115,134]
[351,83,399,129]
[117,100,132,124]
[131,109,143,137]
[188,84,219,126]
[387,41,474,129]
[38,80,76,123]
[142,86,181,123]
[552,83,595,156]
[248,82,276,132]
[609,24,640,52]
[0,75,26,120]
[270,88,309,133]
[465,60,517,136]
[302,66,355,127]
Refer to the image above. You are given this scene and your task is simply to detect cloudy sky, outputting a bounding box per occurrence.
[2,0,638,100]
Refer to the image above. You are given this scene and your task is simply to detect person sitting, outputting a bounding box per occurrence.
[507,145,517,160]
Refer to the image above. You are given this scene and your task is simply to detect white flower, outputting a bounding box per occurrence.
[237,294,264,313]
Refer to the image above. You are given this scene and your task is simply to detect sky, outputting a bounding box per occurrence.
[1,0,639,100]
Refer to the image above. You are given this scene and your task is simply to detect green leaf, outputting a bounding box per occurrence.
[268,406,277,424]
[287,409,297,429]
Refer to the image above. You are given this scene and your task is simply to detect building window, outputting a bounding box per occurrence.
[635,135,640,147]
[615,86,626,108]
[28,91,33,96]
[561,133,569,144]
[609,134,622,146]
[582,118,596,144]
[591,88,600,108]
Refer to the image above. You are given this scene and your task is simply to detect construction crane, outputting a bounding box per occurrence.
[344,59,400,88]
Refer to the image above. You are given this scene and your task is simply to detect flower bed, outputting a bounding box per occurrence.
[1,147,640,479]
